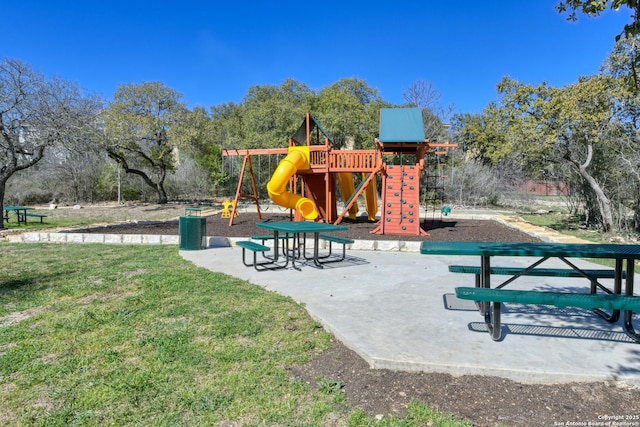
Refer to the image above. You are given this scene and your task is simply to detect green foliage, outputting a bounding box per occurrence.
[452,104,510,166]
[453,71,627,231]
[198,77,391,197]
[172,107,224,193]
[556,0,640,41]
[316,376,344,395]
[313,78,387,149]
[315,376,346,404]
[241,78,314,149]
[105,82,186,166]
[102,82,190,203]
[346,401,473,426]
[209,102,245,149]
[3,54,454,208]
[205,77,387,153]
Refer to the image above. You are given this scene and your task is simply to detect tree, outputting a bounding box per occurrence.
[209,102,244,150]
[313,78,386,149]
[37,142,107,204]
[204,80,314,197]
[403,79,455,143]
[601,36,640,230]
[0,58,102,228]
[102,82,189,204]
[451,103,511,166]
[207,102,243,192]
[496,75,618,231]
[556,0,640,40]
[174,105,226,195]
[240,78,314,149]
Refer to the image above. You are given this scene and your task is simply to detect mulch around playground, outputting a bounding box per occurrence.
[72,212,640,427]
[74,211,542,243]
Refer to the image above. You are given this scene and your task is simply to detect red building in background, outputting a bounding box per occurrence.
[519,180,569,196]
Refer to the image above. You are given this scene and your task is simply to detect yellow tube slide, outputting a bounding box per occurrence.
[337,173,359,220]
[363,172,378,221]
[267,146,318,220]
[338,172,378,221]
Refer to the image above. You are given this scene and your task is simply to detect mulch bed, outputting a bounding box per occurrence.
[72,212,542,243]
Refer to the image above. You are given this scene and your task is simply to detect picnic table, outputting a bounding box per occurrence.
[238,221,350,270]
[420,241,640,342]
[3,205,35,224]
[184,207,201,216]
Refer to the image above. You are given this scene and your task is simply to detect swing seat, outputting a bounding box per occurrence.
[221,199,239,218]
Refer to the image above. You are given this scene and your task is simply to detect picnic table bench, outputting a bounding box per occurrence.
[26,213,47,223]
[236,240,286,271]
[420,241,640,343]
[455,286,640,341]
[448,264,628,323]
[448,265,625,294]
[316,234,354,262]
[250,234,294,258]
[184,207,201,216]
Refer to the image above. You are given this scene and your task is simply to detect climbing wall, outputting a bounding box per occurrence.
[376,164,425,235]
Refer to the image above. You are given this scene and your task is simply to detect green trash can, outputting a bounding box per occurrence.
[179,216,207,250]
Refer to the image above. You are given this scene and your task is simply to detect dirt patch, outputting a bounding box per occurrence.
[0,307,45,328]
[291,338,640,426]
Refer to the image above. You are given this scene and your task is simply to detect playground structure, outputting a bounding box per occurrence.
[223,108,455,236]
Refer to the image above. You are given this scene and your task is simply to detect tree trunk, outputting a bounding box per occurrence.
[108,151,169,204]
[0,179,5,230]
[567,144,614,232]
[634,186,640,232]
[156,182,168,204]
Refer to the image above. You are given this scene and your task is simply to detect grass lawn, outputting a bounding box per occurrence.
[0,243,471,426]
[1,203,190,231]
[519,211,606,243]
[519,211,621,268]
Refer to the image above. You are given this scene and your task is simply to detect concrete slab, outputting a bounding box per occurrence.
[181,245,640,386]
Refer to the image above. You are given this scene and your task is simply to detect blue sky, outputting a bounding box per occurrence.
[2,1,631,115]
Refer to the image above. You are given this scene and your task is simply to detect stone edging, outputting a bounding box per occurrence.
[3,213,585,250]
[7,232,180,245]
[5,232,424,252]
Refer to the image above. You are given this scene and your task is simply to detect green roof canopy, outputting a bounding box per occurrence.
[378,107,425,144]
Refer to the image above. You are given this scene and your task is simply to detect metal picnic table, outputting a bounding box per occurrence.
[3,205,34,224]
[420,241,640,342]
[256,221,349,270]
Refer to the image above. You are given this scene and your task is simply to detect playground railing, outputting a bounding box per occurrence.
[327,150,381,172]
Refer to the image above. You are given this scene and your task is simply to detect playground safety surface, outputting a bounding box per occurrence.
[75,211,640,426]
[74,211,542,242]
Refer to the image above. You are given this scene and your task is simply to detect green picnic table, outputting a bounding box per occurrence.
[3,205,35,224]
[420,241,640,342]
[255,221,349,270]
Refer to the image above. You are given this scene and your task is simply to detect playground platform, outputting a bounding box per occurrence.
[181,211,640,387]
